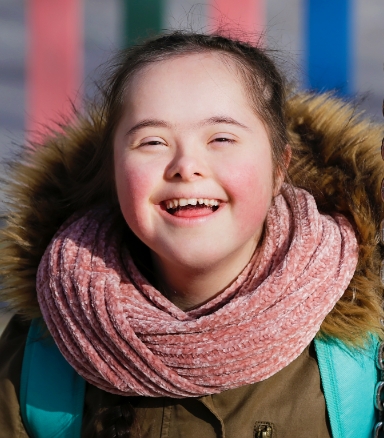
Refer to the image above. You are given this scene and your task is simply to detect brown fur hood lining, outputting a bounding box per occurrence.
[1,91,383,346]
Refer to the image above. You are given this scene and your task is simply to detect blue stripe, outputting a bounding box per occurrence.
[305,0,353,95]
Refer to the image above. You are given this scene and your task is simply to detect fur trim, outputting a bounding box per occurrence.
[287,93,384,345]
[1,92,383,346]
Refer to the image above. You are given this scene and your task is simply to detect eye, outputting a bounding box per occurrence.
[211,136,236,144]
[141,140,164,146]
[138,137,167,147]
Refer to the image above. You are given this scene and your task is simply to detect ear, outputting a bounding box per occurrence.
[273,144,292,196]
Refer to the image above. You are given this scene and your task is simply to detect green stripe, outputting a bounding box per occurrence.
[122,0,163,47]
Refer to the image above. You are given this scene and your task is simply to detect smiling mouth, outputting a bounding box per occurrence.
[162,198,220,216]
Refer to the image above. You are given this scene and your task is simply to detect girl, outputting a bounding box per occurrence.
[0,32,383,438]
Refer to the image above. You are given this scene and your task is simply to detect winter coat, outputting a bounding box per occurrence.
[0,315,379,438]
[0,315,333,438]
[0,91,383,437]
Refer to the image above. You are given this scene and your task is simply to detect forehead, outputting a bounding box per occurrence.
[122,52,255,122]
[129,51,242,86]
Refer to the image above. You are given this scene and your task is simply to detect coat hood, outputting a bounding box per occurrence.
[1,91,383,345]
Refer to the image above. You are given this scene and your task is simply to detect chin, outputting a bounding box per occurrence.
[157,247,238,273]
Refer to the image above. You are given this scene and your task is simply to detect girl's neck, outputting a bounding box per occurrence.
[151,246,257,311]
[156,269,225,311]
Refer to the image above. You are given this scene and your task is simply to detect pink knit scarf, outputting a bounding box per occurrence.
[37,186,358,397]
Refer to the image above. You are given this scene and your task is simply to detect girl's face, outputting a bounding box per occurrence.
[114,53,282,282]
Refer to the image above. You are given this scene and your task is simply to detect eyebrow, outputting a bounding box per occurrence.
[199,116,250,131]
[125,115,250,137]
[125,119,172,137]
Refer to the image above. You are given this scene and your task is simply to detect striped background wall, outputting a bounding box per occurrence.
[0,0,383,153]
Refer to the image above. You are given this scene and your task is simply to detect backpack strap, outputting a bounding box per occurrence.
[314,336,379,438]
[20,318,86,438]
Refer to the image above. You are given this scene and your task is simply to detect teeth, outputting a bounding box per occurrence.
[179,198,188,207]
[164,198,220,209]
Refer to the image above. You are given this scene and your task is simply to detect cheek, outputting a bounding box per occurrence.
[114,159,154,230]
[226,160,274,233]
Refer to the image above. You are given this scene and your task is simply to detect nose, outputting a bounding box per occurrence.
[164,147,206,181]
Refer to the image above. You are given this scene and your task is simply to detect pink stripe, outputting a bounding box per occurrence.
[26,0,83,143]
[207,0,265,40]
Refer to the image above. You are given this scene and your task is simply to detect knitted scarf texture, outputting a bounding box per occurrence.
[36,186,358,397]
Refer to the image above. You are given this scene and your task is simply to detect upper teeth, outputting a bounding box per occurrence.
[165,198,220,209]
